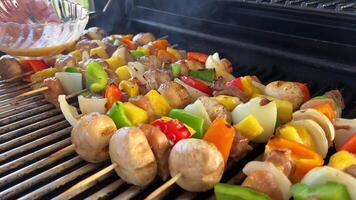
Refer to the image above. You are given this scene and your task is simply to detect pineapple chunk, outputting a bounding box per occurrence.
[234,115,264,140]
[328,150,356,170]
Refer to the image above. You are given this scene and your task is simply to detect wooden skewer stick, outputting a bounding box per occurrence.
[145,173,182,200]
[15,86,49,98]
[171,44,178,48]
[158,35,168,40]
[0,71,34,83]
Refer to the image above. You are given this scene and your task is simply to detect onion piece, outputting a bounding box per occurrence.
[205,53,235,81]
[232,97,277,143]
[184,99,212,131]
[78,95,107,114]
[243,161,292,200]
[127,61,146,83]
[302,166,356,200]
[55,72,83,95]
[333,118,356,150]
[58,95,80,126]
[174,78,208,101]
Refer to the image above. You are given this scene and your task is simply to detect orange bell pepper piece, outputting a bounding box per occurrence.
[266,136,324,183]
[203,118,235,165]
[152,39,169,50]
[104,83,123,110]
[187,52,209,63]
[311,101,336,121]
[121,38,136,50]
[157,49,176,63]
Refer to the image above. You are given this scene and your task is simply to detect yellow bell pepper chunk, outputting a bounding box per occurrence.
[278,124,316,151]
[145,90,171,117]
[30,68,58,89]
[119,80,139,97]
[137,46,150,56]
[166,47,182,60]
[161,116,196,136]
[123,102,148,125]
[90,47,109,59]
[234,114,264,140]
[106,57,125,70]
[328,150,356,171]
[241,76,262,97]
[69,50,82,62]
[211,95,240,111]
[115,65,131,81]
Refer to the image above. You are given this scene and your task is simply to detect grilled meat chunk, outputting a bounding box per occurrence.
[54,55,78,71]
[133,33,156,46]
[344,164,356,178]
[212,77,249,102]
[229,129,249,162]
[81,27,106,40]
[43,77,65,107]
[265,81,304,110]
[138,55,162,70]
[142,69,173,91]
[198,96,232,123]
[264,149,295,179]
[158,81,191,108]
[0,55,23,79]
[129,95,157,121]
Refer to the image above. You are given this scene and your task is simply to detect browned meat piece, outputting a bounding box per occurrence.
[198,96,232,123]
[54,55,78,71]
[324,90,345,109]
[0,55,23,79]
[101,37,118,57]
[265,81,304,110]
[242,170,284,200]
[142,69,173,91]
[344,164,356,178]
[81,27,106,40]
[138,55,162,69]
[158,82,192,108]
[43,77,65,107]
[129,95,157,121]
[133,33,156,46]
[229,129,249,162]
[212,77,249,103]
[139,124,171,180]
[264,149,295,179]
[76,39,99,52]
[177,59,204,71]
[174,60,189,76]
[221,58,233,73]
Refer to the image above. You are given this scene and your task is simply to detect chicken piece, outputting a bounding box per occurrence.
[198,96,232,123]
[158,81,191,108]
[76,39,99,52]
[142,69,173,91]
[264,81,304,110]
[133,33,156,46]
[229,129,249,162]
[139,124,171,180]
[221,58,233,73]
[0,55,23,79]
[54,55,78,71]
[344,164,356,178]
[242,171,284,200]
[212,77,249,102]
[43,77,65,107]
[129,95,157,121]
[81,27,106,40]
[71,113,117,163]
[109,127,157,186]
[138,55,162,70]
[264,150,295,179]
[169,138,224,192]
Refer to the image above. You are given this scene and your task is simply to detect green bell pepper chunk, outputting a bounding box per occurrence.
[188,69,216,82]
[171,63,181,77]
[131,50,145,60]
[85,61,109,93]
[169,109,204,138]
[292,182,350,200]
[215,183,272,200]
[107,101,132,128]
[312,95,329,100]
[64,66,80,73]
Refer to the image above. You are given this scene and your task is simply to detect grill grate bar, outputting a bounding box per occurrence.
[0,119,68,152]
[0,127,71,163]
[84,179,126,200]
[0,100,49,119]
[113,185,146,200]
[0,83,31,95]
[0,82,22,90]
[19,162,103,200]
[0,88,31,101]
[0,145,75,188]
[0,156,84,200]
[0,95,44,113]
[0,94,43,107]
[0,138,72,175]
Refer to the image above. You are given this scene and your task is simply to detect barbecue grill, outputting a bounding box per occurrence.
[1,0,356,199]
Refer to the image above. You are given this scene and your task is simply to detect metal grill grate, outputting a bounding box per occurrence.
[0,65,355,200]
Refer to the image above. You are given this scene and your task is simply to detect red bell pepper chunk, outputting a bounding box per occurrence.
[187,52,209,63]
[226,77,244,91]
[26,60,49,72]
[151,119,191,144]
[295,82,310,102]
[180,76,213,96]
[104,83,123,110]
[340,134,356,154]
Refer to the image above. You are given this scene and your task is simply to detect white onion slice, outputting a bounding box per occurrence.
[127,62,146,83]
[78,95,107,114]
[58,95,80,126]
[184,99,212,131]
[243,161,292,200]
[205,53,235,81]
[174,78,208,101]
[232,97,277,143]
[55,72,83,95]
[302,166,356,200]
